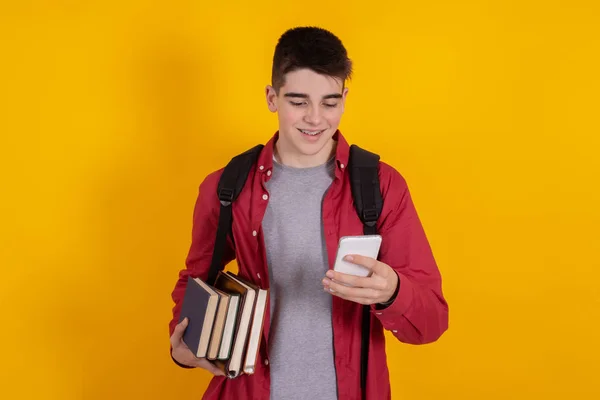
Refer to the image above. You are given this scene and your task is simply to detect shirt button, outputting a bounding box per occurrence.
[340,163,345,169]
[252,230,257,237]
[259,165,264,170]
[392,330,398,333]
[375,312,382,315]
[267,170,272,176]
[262,194,268,200]
[264,359,269,366]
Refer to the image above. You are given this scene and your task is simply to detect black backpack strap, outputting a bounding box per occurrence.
[349,145,383,235]
[206,144,264,286]
[349,144,383,400]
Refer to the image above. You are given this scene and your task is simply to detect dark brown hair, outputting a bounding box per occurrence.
[271,26,353,93]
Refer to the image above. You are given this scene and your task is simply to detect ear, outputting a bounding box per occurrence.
[265,85,278,113]
[341,86,349,112]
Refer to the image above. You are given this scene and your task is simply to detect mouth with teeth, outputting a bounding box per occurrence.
[298,128,326,138]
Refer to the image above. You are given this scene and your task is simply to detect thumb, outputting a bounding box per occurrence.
[172,317,188,339]
[179,317,189,329]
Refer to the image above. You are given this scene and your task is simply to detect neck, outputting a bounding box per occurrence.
[274,138,336,168]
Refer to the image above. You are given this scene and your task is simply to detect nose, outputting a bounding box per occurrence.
[304,104,322,125]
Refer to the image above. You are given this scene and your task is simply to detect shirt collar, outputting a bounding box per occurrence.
[256,129,350,177]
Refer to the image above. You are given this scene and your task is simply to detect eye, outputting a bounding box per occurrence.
[323,103,338,108]
[290,101,306,107]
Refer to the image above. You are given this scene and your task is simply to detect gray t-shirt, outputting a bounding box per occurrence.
[262,157,338,400]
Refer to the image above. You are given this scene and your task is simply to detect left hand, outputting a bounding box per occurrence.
[322,254,399,305]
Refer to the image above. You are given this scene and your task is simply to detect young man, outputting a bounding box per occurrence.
[168,26,448,400]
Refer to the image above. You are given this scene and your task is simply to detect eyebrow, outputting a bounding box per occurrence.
[284,92,342,100]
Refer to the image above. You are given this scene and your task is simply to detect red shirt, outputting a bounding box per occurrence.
[169,130,449,400]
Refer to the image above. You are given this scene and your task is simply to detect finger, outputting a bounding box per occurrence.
[344,254,386,276]
[198,359,226,376]
[324,287,374,305]
[323,277,378,300]
[170,317,188,345]
[326,270,382,289]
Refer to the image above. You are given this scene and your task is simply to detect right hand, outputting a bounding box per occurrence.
[170,317,226,376]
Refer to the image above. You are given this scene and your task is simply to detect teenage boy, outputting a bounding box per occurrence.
[169,26,448,400]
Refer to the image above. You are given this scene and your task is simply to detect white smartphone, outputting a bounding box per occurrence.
[333,235,383,278]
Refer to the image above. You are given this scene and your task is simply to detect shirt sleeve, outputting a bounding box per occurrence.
[370,163,449,344]
[168,171,236,365]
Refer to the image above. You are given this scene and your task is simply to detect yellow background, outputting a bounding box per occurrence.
[1,1,599,399]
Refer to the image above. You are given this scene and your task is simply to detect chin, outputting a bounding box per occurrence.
[299,136,335,154]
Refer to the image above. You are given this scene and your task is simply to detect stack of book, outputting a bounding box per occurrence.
[178,270,269,378]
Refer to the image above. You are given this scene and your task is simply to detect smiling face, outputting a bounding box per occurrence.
[266,68,349,168]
